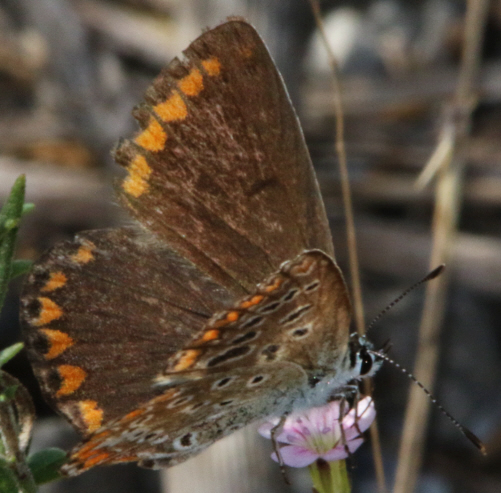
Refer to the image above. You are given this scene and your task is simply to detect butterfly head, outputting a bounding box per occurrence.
[298,334,383,411]
[347,333,383,380]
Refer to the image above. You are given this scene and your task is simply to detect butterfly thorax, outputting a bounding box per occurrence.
[290,334,381,412]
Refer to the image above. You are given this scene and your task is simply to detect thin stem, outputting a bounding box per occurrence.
[309,458,350,493]
[393,1,490,492]
[308,1,386,491]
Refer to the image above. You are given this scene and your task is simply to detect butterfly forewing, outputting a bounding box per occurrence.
[115,20,333,293]
[21,227,234,435]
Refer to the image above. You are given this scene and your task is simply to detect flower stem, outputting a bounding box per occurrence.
[309,458,351,493]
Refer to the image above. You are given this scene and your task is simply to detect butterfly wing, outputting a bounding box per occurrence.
[21,227,234,435]
[59,251,351,476]
[156,250,352,383]
[21,20,349,475]
[61,363,307,476]
[114,20,333,293]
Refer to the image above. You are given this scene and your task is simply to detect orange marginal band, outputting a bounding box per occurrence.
[174,349,201,371]
[78,400,104,433]
[201,329,219,342]
[202,57,221,76]
[56,365,87,397]
[122,155,152,198]
[41,271,67,292]
[240,295,264,309]
[71,242,95,264]
[265,278,282,292]
[35,297,63,326]
[83,452,110,468]
[135,118,167,152]
[40,328,74,359]
[178,67,203,97]
[154,91,187,122]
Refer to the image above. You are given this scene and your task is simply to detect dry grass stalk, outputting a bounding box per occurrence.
[308,1,387,491]
[393,1,491,492]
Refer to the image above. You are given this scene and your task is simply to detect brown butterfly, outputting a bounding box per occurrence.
[20,19,380,476]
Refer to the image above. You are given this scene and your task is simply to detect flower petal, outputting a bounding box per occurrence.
[321,437,364,462]
[258,422,275,439]
[343,398,376,440]
[273,426,305,445]
[272,446,319,468]
[320,446,349,462]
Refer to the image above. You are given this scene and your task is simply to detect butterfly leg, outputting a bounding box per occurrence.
[350,386,366,437]
[270,413,290,485]
[338,397,356,467]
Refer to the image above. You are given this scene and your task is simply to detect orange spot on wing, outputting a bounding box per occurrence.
[174,349,201,371]
[212,310,241,328]
[35,297,63,326]
[240,295,264,309]
[56,365,87,397]
[202,57,221,76]
[40,329,74,359]
[123,408,144,421]
[77,434,105,457]
[202,329,219,341]
[196,329,219,344]
[122,155,152,198]
[41,272,67,292]
[135,118,167,152]
[265,278,282,292]
[79,400,104,433]
[83,452,110,468]
[71,241,95,264]
[76,447,97,460]
[178,67,203,96]
[154,91,187,121]
[75,448,99,463]
[94,430,110,440]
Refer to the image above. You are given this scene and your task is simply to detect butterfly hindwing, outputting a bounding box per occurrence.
[21,227,235,435]
[61,362,307,475]
[156,250,352,383]
[114,20,333,293]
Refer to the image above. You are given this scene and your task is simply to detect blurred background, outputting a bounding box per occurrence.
[1,0,501,492]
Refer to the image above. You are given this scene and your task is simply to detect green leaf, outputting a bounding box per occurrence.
[0,385,18,402]
[0,175,26,310]
[3,219,20,231]
[21,204,35,216]
[0,343,24,368]
[0,459,19,493]
[10,260,32,280]
[27,448,67,484]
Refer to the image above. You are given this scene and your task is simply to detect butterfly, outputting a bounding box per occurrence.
[20,19,380,476]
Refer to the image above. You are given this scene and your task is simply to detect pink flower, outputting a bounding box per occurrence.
[258,397,375,468]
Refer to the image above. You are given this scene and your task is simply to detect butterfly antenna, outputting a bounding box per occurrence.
[366,265,445,334]
[369,350,487,455]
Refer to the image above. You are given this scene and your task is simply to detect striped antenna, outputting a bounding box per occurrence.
[370,350,487,455]
[366,265,445,334]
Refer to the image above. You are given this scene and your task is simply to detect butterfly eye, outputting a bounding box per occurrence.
[308,375,322,387]
[360,352,373,376]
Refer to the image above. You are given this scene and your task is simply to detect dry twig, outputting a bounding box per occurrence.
[394,1,491,492]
